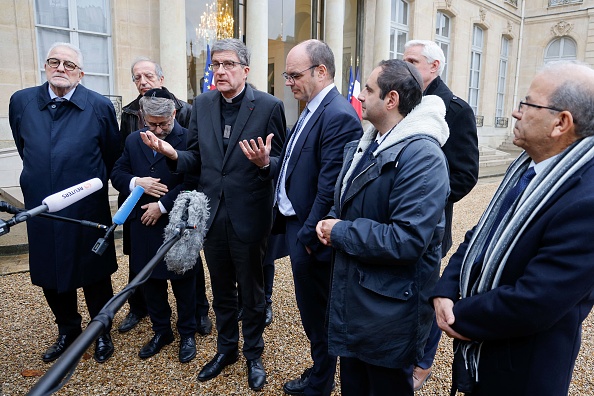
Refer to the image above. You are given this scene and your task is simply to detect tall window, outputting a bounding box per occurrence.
[390,0,409,59]
[35,0,113,95]
[468,25,483,114]
[435,11,451,83]
[496,37,510,119]
[544,37,577,63]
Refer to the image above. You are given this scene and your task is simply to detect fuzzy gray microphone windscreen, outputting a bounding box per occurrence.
[164,190,210,274]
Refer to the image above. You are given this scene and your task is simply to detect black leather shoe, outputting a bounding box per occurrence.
[179,336,196,363]
[118,312,145,333]
[283,367,336,395]
[283,367,312,395]
[138,332,174,359]
[247,357,267,391]
[264,302,273,327]
[197,351,239,382]
[196,315,213,336]
[94,333,114,363]
[42,334,78,363]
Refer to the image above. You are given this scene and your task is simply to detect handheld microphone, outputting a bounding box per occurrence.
[164,191,210,274]
[92,185,145,255]
[0,178,103,236]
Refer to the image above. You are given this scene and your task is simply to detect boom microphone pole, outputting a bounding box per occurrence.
[27,191,209,396]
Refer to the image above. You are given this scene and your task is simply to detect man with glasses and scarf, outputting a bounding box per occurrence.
[142,38,286,392]
[432,61,594,395]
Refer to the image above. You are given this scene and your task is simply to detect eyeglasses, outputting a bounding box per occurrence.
[282,65,320,84]
[145,116,173,131]
[209,61,247,71]
[518,101,563,113]
[133,73,158,83]
[46,58,80,71]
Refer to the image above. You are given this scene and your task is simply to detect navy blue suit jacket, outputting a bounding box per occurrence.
[111,121,194,278]
[433,156,594,395]
[274,86,362,261]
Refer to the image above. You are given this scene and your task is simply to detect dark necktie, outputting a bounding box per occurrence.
[341,140,379,205]
[475,166,537,266]
[275,107,310,203]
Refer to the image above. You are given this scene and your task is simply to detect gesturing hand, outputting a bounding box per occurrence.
[239,133,273,168]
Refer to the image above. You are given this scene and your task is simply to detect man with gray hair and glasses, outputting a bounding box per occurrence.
[112,88,200,364]
[117,57,210,337]
[142,38,286,391]
[432,61,594,395]
[9,41,120,364]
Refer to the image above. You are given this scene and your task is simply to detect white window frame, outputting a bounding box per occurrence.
[496,37,510,118]
[389,0,409,60]
[435,11,451,83]
[544,36,577,63]
[34,0,114,95]
[468,25,483,115]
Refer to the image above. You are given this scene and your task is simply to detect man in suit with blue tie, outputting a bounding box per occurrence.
[433,61,594,395]
[142,38,286,392]
[242,39,362,395]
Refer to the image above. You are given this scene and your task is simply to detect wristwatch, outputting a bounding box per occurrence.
[260,163,270,170]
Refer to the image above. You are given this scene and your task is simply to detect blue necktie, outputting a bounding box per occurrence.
[476,166,537,265]
[275,107,310,203]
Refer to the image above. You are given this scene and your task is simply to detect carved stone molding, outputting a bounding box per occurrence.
[551,20,574,36]
[479,7,486,22]
[507,21,513,34]
[445,0,452,9]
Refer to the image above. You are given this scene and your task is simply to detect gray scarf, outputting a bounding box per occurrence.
[456,135,594,383]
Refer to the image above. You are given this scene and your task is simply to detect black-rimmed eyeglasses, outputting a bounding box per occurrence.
[46,58,80,72]
[145,116,173,131]
[282,65,320,84]
[518,101,563,113]
[209,61,247,71]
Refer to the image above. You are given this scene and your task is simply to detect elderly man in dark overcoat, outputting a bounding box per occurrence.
[111,89,199,364]
[9,42,120,364]
[433,61,594,395]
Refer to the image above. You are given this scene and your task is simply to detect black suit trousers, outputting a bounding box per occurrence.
[43,276,113,337]
[203,198,267,360]
[340,357,413,396]
[143,275,196,337]
[286,216,336,396]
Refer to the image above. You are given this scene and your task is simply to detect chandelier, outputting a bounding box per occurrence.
[197,1,234,45]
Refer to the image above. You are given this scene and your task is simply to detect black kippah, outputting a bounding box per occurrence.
[143,88,173,100]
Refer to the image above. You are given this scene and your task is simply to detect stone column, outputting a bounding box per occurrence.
[160,0,187,100]
[246,0,268,91]
[374,0,391,65]
[326,0,345,93]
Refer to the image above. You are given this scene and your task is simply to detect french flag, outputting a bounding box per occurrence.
[203,44,216,92]
[347,67,362,120]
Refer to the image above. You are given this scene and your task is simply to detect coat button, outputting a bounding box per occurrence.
[50,104,57,109]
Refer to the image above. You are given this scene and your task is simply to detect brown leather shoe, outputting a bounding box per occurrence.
[413,366,432,391]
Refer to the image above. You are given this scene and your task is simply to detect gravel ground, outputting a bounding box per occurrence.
[1,181,593,395]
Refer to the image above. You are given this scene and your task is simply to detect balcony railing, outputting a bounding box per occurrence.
[475,116,484,127]
[104,95,123,123]
[549,0,582,6]
[495,117,509,128]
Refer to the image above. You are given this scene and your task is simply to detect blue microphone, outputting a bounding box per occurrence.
[113,186,145,225]
[92,185,145,255]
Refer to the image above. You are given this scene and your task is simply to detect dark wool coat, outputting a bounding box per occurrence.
[9,82,120,292]
[111,122,195,279]
[433,157,594,396]
[425,76,479,255]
